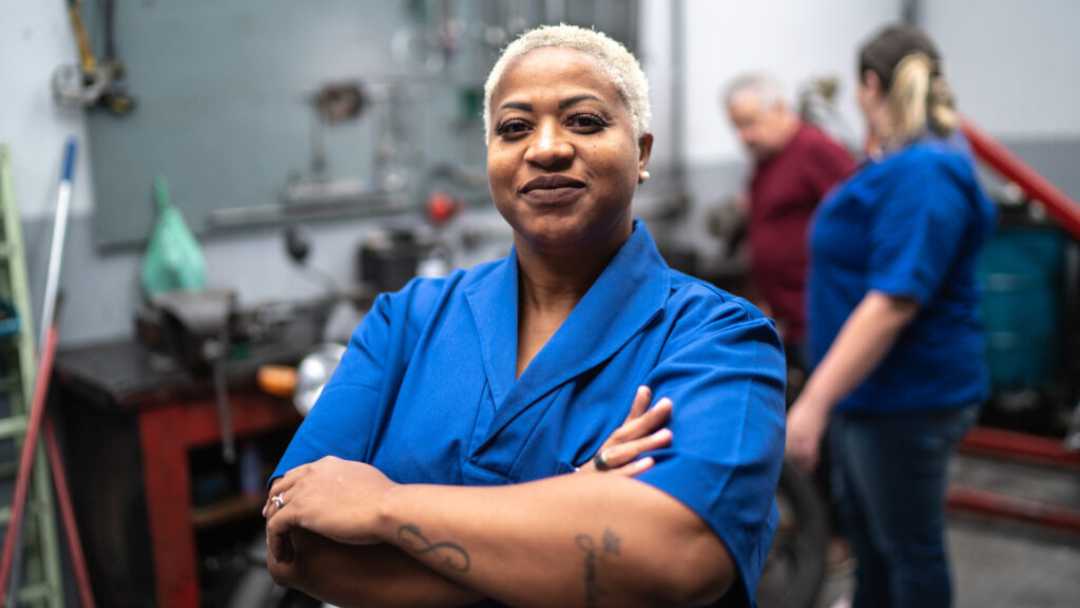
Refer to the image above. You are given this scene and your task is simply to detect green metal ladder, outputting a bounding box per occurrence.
[0,144,64,607]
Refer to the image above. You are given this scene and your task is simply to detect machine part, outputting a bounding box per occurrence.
[798,77,858,153]
[313,82,367,124]
[144,289,236,371]
[52,0,135,114]
[294,343,347,416]
[51,62,113,107]
[284,225,311,265]
[210,329,236,464]
[358,228,428,293]
[257,365,299,399]
[948,486,1080,534]
[959,426,1080,470]
[307,81,368,178]
[282,225,341,296]
[137,288,239,462]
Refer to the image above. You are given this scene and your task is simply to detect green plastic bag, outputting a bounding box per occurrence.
[140,176,207,297]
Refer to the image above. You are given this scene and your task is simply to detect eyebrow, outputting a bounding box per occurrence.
[558,94,602,109]
[498,94,605,113]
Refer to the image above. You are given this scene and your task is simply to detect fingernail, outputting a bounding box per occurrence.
[656,397,672,408]
[655,428,673,440]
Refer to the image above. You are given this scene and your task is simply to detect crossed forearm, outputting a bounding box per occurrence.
[372,473,733,608]
[279,530,482,608]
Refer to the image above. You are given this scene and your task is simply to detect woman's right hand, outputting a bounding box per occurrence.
[577,386,673,476]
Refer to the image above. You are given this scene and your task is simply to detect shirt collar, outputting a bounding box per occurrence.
[465,219,670,421]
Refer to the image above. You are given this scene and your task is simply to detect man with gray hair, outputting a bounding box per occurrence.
[725,73,854,360]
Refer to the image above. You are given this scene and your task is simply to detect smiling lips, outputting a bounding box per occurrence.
[519,174,587,205]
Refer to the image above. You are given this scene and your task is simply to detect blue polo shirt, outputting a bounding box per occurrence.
[807,139,997,414]
[273,221,786,606]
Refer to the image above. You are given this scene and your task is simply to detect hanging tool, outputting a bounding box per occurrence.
[52,0,135,115]
[0,138,96,607]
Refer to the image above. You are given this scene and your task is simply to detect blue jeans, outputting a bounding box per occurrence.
[830,405,978,608]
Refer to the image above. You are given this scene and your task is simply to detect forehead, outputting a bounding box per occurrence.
[491,47,625,110]
[728,90,766,115]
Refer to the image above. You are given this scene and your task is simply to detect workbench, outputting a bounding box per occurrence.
[53,339,303,608]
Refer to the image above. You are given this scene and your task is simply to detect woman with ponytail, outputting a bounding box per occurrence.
[785,25,997,608]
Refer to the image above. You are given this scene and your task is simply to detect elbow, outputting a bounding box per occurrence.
[869,291,920,328]
[648,535,736,607]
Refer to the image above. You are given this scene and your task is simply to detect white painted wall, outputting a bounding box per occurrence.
[922,0,1080,138]
[0,0,96,220]
[641,0,901,167]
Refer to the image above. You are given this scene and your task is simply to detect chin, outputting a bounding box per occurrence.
[515,214,591,253]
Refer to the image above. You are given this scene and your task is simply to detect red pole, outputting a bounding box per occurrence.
[0,327,57,601]
[961,117,1080,240]
[43,417,95,608]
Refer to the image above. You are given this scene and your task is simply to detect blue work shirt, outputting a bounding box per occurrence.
[273,220,786,606]
[807,139,997,414]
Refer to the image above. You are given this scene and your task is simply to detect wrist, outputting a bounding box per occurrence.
[795,388,834,418]
[376,482,408,544]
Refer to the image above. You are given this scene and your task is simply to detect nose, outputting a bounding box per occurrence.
[523,120,574,169]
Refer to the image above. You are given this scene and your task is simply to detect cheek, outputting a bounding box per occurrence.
[590,147,640,199]
[486,149,516,197]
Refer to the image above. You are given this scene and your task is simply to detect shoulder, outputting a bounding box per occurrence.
[794,125,855,173]
[664,270,780,343]
[883,139,976,185]
[794,124,849,157]
[855,140,977,210]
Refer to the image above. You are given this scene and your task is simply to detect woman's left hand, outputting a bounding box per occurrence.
[266,456,395,554]
[785,399,828,472]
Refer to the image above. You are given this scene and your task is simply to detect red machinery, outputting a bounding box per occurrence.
[947,119,1080,534]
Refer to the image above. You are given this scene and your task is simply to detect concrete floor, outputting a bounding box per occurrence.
[816,454,1080,608]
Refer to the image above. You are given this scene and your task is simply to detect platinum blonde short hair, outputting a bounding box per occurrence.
[483,24,651,143]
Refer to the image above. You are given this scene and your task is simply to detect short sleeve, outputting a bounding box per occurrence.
[635,294,786,606]
[270,293,394,481]
[868,161,970,304]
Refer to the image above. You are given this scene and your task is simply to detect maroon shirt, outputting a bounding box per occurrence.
[748,123,855,344]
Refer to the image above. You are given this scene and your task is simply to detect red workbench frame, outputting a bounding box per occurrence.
[138,392,300,608]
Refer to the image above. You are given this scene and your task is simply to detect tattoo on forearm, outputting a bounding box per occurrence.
[397,524,471,573]
[602,528,621,556]
[575,534,600,608]
[576,528,620,608]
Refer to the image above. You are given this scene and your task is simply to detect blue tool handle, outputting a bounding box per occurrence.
[61,137,77,182]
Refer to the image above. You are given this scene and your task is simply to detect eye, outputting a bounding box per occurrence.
[495,119,531,138]
[567,113,608,133]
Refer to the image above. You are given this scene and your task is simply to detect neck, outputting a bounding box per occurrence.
[515,219,631,316]
[777,114,802,148]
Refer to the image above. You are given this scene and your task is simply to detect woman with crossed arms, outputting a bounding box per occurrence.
[264,25,786,608]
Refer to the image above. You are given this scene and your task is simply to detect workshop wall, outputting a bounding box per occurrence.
[5,0,1080,347]
[652,0,901,167]
[923,0,1080,138]
[0,0,97,220]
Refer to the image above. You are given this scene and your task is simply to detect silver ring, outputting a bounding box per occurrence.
[271,493,286,509]
[593,451,612,472]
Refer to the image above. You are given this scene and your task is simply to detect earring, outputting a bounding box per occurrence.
[639,170,651,184]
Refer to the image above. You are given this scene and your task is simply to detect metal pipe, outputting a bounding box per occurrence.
[669,0,686,181]
[961,118,1080,241]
